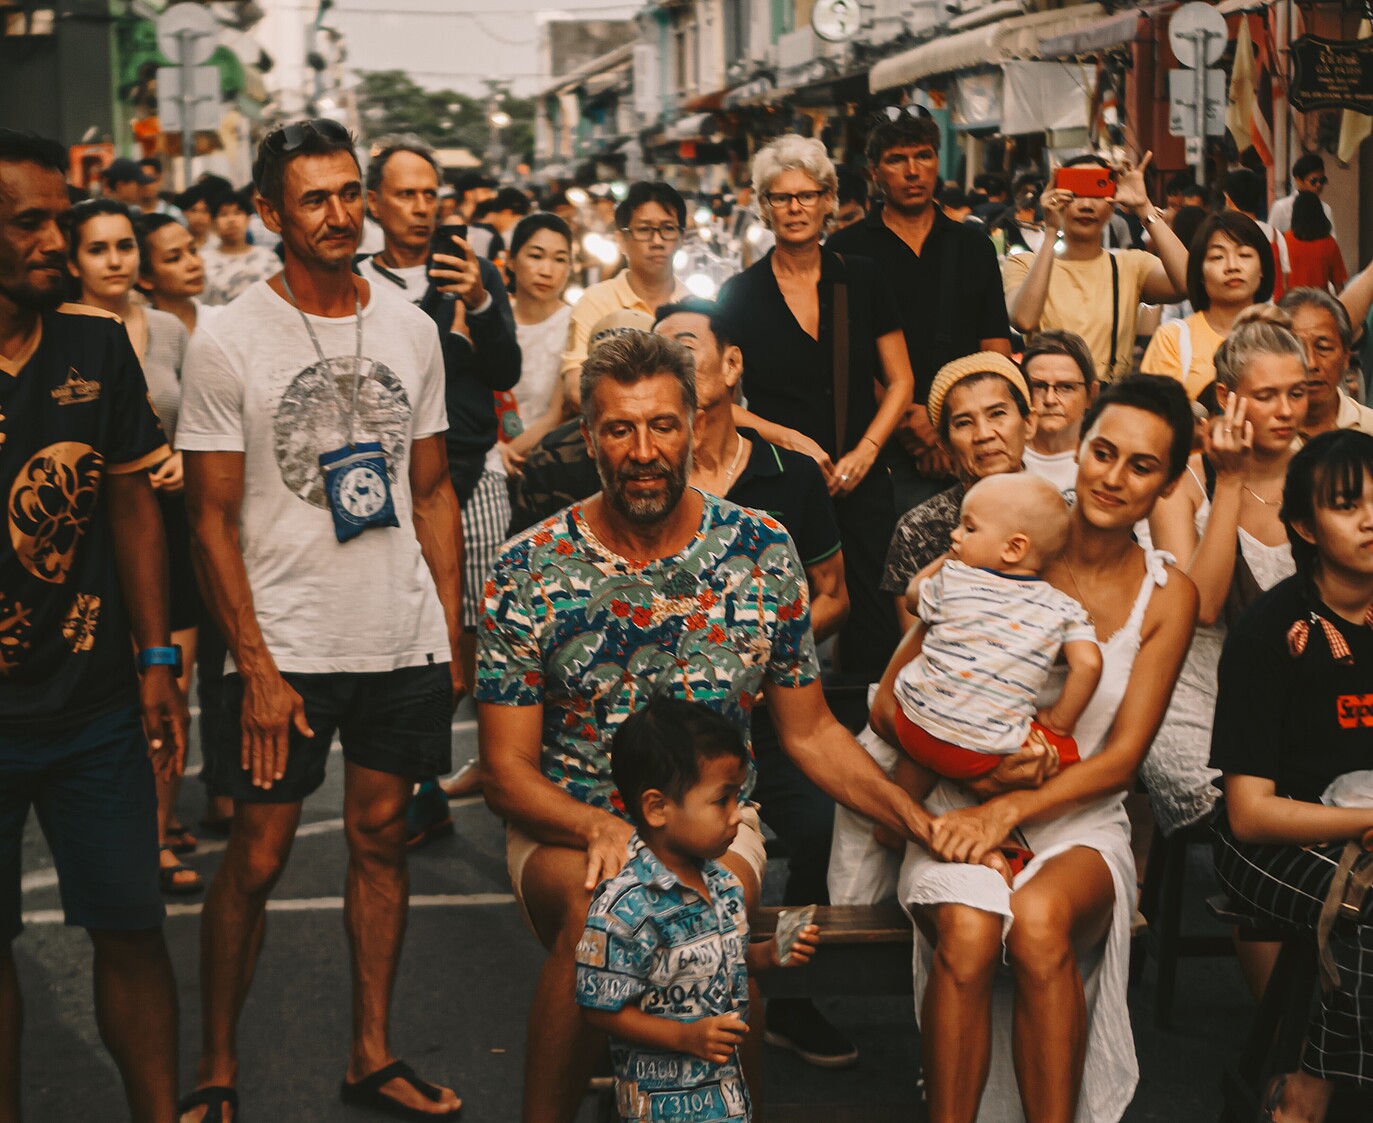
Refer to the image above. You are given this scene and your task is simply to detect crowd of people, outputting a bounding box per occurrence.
[4,107,1373,1123]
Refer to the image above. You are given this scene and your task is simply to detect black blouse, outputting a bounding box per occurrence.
[717,248,901,460]
[1210,575,1373,804]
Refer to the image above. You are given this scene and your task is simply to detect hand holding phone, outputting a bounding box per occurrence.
[1054,166,1116,199]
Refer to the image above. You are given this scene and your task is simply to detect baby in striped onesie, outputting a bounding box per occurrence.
[873,475,1102,851]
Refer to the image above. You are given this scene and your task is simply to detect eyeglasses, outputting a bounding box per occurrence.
[874,104,933,124]
[763,189,829,209]
[620,223,682,243]
[1308,176,1328,186]
[1028,379,1087,398]
[262,118,352,156]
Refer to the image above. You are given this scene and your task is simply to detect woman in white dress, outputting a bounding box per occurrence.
[1146,306,1307,836]
[901,375,1198,1123]
[497,212,574,478]
[65,199,201,895]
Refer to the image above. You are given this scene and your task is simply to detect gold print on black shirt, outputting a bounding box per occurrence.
[8,441,103,583]
[61,593,100,653]
[0,592,33,673]
[49,366,101,407]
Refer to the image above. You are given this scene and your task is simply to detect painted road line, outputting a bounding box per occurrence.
[22,892,515,925]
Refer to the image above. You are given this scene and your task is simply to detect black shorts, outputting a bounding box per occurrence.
[210,664,453,804]
[1,706,163,942]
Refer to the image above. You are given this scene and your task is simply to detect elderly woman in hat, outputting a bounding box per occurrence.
[880,352,1039,630]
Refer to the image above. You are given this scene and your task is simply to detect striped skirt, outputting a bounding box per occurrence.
[1213,804,1373,1085]
[461,467,512,630]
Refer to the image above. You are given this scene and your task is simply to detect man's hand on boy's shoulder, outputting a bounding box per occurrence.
[582,813,636,890]
[676,1012,749,1065]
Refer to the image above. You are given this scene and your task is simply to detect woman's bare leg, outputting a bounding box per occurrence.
[912,903,1003,1123]
[1005,847,1115,1123]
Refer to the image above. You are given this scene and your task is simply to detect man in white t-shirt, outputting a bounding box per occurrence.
[177,119,465,1123]
[1268,153,1336,239]
[1021,330,1099,505]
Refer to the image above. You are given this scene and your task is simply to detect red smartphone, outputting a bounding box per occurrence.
[429,223,467,262]
[1055,166,1116,198]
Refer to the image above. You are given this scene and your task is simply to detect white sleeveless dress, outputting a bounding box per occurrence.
[1141,481,1293,835]
[898,548,1173,1123]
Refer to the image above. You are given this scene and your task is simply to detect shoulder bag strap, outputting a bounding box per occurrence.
[1177,317,1193,379]
[1107,250,1120,379]
[831,253,850,457]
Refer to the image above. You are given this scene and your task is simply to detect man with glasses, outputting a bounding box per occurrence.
[826,109,1012,514]
[1269,153,1335,239]
[177,118,465,1122]
[558,181,688,417]
[1020,330,1098,503]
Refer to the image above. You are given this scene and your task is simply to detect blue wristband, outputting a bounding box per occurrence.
[137,645,183,676]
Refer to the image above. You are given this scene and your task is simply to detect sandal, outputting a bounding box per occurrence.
[159,844,203,896]
[166,823,198,855]
[340,1059,462,1120]
[177,1085,238,1122]
[1257,1074,1287,1121]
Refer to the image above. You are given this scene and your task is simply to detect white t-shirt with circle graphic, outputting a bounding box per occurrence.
[178,278,450,673]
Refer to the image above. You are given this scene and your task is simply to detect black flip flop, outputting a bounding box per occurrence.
[159,844,203,896]
[340,1059,462,1120]
[177,1085,238,1122]
[166,824,198,855]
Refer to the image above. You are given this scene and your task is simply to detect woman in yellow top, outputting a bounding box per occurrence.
[1141,211,1275,398]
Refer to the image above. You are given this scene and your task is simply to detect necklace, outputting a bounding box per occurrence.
[1061,560,1095,625]
[1243,484,1281,507]
[722,434,746,484]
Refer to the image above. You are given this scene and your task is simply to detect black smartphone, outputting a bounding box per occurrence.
[429,223,467,262]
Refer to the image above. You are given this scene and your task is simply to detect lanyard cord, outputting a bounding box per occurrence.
[281,275,365,447]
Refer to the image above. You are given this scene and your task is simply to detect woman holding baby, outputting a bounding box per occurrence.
[1212,428,1373,1123]
[850,357,1201,1123]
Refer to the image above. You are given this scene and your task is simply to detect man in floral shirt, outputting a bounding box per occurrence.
[476,331,933,1123]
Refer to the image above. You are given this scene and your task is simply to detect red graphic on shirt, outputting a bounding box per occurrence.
[1336,694,1373,729]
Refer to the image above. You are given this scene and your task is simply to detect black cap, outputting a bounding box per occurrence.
[104,157,153,186]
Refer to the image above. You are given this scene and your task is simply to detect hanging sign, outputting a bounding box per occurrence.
[1289,35,1373,114]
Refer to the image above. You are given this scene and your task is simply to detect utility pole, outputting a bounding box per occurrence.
[483,77,512,175]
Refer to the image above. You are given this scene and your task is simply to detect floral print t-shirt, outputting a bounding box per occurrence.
[475,491,819,815]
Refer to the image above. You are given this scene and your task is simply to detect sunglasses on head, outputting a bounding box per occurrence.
[874,104,933,125]
[263,118,351,156]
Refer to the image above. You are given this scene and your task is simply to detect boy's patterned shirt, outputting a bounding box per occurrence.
[575,834,751,1123]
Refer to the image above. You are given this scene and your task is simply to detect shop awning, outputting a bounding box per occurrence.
[870,3,1106,92]
[1041,2,1173,59]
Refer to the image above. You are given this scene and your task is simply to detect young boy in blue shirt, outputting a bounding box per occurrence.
[575,699,819,1123]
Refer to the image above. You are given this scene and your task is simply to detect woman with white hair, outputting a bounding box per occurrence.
[719,134,914,687]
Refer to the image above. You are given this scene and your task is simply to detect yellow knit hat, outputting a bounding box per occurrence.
[926,352,1031,434]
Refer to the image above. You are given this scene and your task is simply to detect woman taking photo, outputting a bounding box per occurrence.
[1145,306,1307,837]
[718,134,915,680]
[135,212,213,336]
[1284,192,1347,295]
[1212,428,1373,1123]
[65,199,201,895]
[1142,211,1275,399]
[498,212,574,477]
[901,375,1198,1123]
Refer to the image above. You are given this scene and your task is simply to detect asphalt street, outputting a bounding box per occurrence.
[11,695,1342,1121]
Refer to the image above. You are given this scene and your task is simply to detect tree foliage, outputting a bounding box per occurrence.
[354,70,533,168]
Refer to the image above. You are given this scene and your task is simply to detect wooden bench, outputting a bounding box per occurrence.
[752,903,914,998]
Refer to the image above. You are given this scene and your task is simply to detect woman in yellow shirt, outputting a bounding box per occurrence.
[1141,212,1274,398]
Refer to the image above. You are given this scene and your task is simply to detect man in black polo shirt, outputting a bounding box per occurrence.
[827,112,1011,513]
[0,130,186,1122]
[656,297,861,1068]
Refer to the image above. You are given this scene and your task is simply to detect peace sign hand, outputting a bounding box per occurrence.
[1111,150,1155,213]
[1204,393,1254,480]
